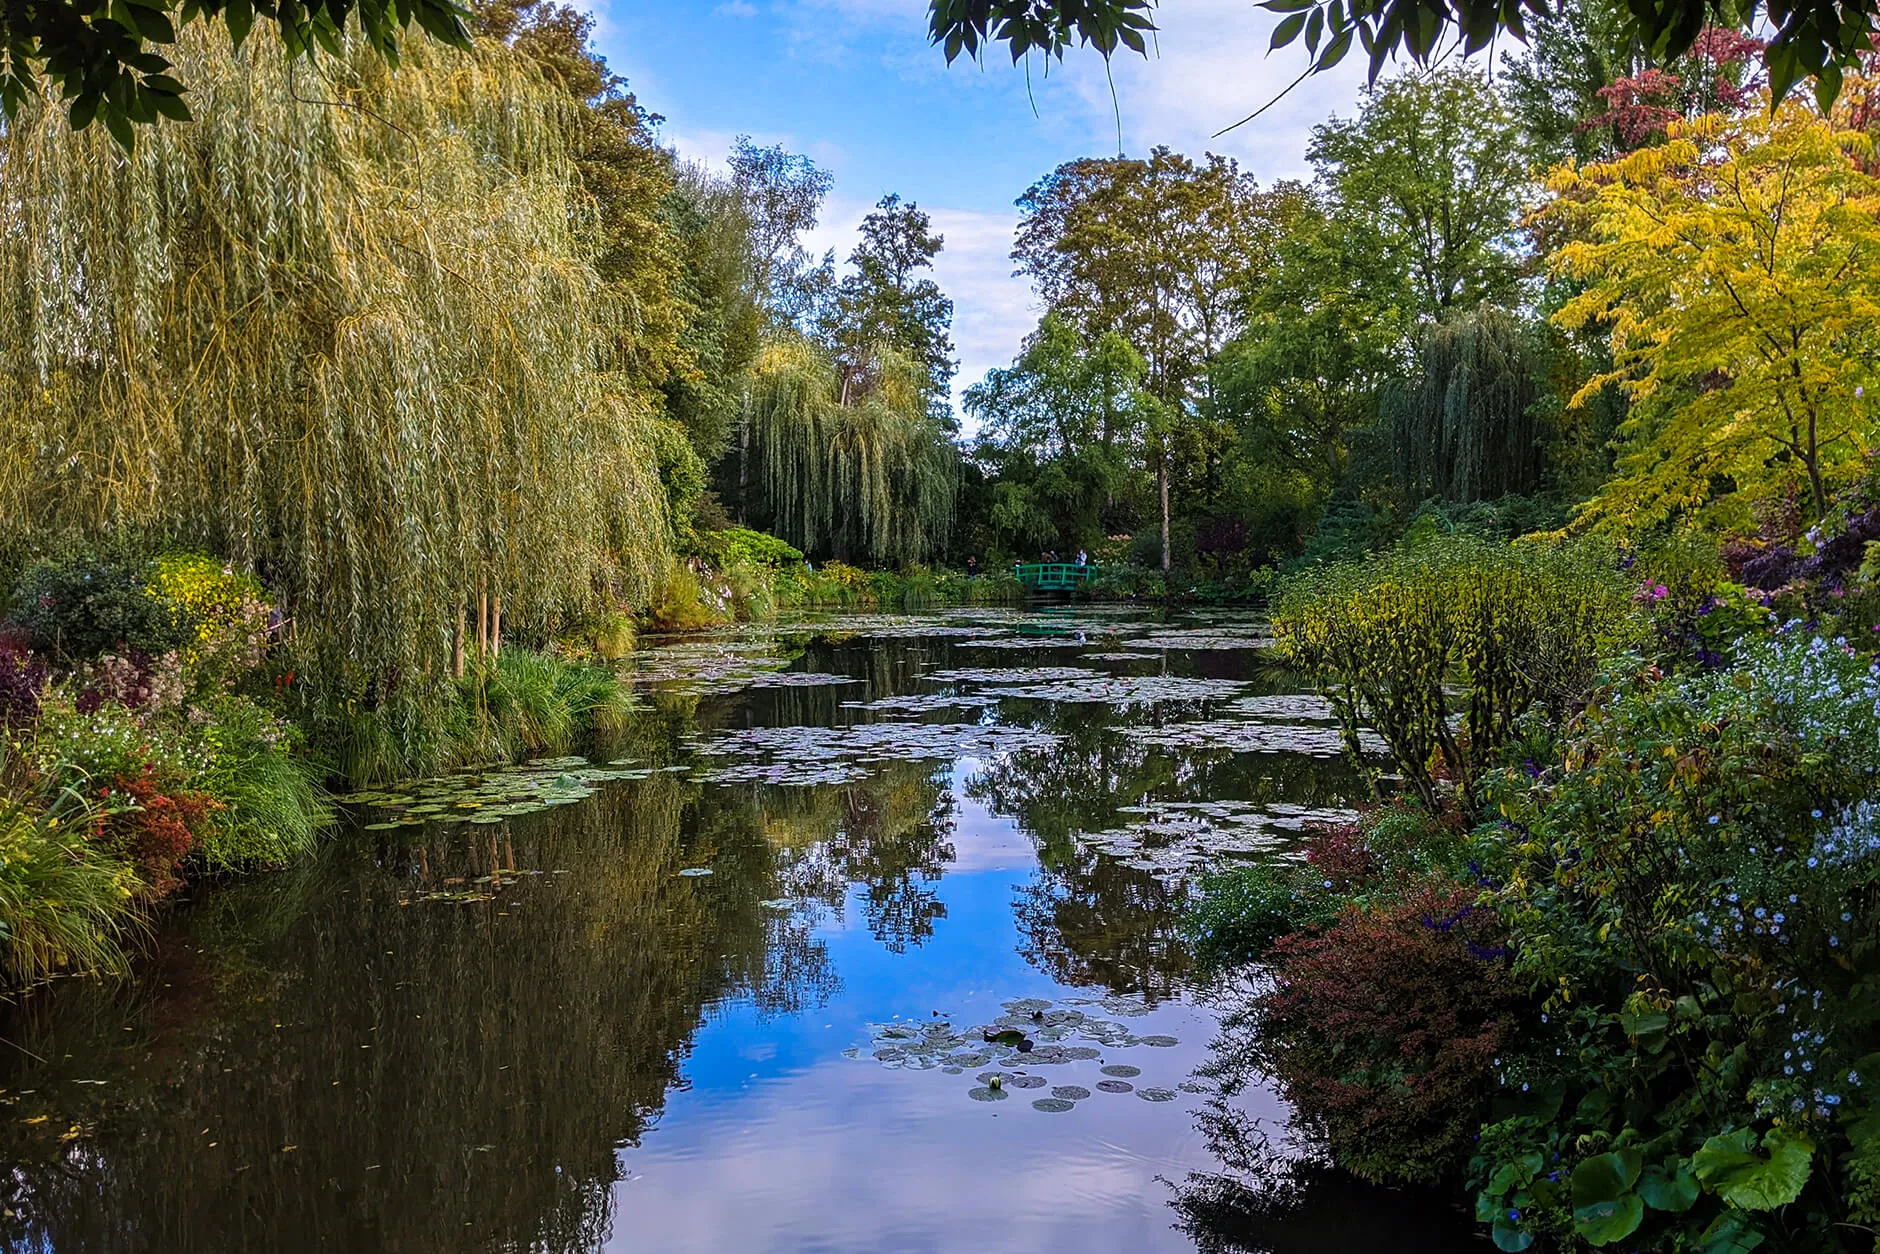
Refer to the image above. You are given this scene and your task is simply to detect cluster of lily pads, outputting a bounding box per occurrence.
[1226,693,1340,721]
[921,665,1095,686]
[971,674,1246,706]
[1113,719,1383,758]
[844,996,1184,1112]
[629,638,798,696]
[1074,799,1364,885]
[687,721,1063,787]
[337,756,660,829]
[839,692,1001,714]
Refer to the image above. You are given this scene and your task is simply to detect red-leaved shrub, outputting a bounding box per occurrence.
[1301,822,1376,890]
[1252,881,1523,1186]
[108,767,215,897]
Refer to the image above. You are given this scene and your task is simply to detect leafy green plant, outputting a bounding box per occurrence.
[1469,631,1880,1252]
[10,555,188,662]
[192,696,328,870]
[1273,536,1639,810]
[0,755,137,987]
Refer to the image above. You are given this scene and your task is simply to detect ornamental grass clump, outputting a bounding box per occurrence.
[0,752,139,986]
[1272,536,1639,810]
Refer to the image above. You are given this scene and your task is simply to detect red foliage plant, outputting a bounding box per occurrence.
[1580,27,1765,150]
[1302,822,1376,891]
[1252,881,1525,1186]
[107,766,215,898]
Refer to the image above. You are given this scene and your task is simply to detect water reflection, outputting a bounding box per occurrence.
[0,613,1458,1253]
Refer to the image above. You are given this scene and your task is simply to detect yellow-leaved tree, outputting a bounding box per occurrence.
[1545,92,1880,531]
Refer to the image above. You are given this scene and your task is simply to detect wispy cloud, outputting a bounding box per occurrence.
[714,0,760,16]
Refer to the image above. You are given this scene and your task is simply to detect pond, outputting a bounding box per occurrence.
[0,608,1479,1253]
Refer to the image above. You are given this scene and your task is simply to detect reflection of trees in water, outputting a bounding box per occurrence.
[0,769,843,1254]
[705,759,957,954]
[1013,845,1193,1000]
[1169,980,1483,1254]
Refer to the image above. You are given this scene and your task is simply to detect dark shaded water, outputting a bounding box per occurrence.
[0,610,1480,1253]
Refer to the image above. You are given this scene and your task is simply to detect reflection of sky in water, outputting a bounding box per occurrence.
[612,767,1271,1254]
[0,613,1416,1254]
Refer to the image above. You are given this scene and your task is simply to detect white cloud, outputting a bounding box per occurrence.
[714,0,760,15]
[927,206,1034,417]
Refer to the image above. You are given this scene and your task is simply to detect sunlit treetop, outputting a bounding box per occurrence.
[1,0,470,148]
[927,0,1876,109]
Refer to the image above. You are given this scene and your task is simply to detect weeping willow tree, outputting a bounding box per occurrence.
[743,336,957,564]
[1385,304,1543,503]
[0,26,680,694]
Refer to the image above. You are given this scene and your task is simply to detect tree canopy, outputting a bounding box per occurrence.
[1546,94,1880,530]
[927,0,1874,109]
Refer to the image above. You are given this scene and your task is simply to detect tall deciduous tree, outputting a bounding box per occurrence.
[1307,68,1529,322]
[819,194,956,418]
[1012,148,1290,568]
[729,136,836,317]
[1546,95,1880,530]
[966,311,1150,557]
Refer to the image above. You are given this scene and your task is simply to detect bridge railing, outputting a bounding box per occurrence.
[1014,562,1095,590]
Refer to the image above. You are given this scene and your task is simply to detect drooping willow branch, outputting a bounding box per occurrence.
[0,27,680,698]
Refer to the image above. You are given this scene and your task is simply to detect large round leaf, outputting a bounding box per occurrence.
[1639,1163,1700,1212]
[1693,1127,1814,1211]
[1572,1149,1643,1206]
[1573,1192,1645,1245]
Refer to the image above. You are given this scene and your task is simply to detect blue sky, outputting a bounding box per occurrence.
[590,0,1372,412]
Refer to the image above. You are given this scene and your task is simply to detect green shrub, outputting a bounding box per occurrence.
[1272,536,1640,811]
[1189,861,1336,968]
[10,555,189,662]
[706,526,804,569]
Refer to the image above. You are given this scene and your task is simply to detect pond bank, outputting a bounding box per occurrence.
[0,608,1480,1253]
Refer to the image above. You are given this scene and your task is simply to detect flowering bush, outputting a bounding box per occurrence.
[1470,631,1880,1251]
[148,552,274,684]
[104,764,215,897]
[75,650,188,714]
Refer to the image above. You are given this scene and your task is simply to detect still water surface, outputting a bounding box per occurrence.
[0,609,1478,1252]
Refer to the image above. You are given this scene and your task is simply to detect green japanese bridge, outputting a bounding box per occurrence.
[1014,562,1096,593]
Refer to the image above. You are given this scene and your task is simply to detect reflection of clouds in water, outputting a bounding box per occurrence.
[611,1030,1224,1254]
[942,762,1038,873]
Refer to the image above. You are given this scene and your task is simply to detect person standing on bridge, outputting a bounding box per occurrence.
[1076,550,1087,567]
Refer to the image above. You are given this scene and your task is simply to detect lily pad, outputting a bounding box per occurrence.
[1096,1080,1134,1093]
[1137,1087,1178,1102]
[1100,1064,1141,1078]
[966,1086,1009,1103]
[1051,1085,1091,1101]
[1031,1097,1075,1113]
